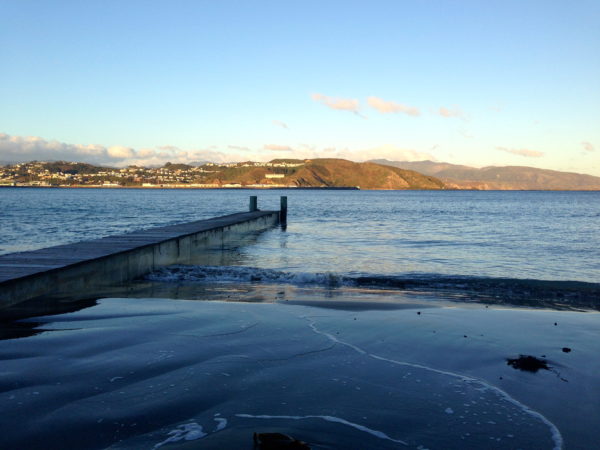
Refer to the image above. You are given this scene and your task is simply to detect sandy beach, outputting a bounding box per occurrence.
[2,296,598,449]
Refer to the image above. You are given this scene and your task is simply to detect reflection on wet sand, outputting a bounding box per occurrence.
[2,297,598,449]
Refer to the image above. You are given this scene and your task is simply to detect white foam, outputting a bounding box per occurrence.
[146,265,348,287]
[236,413,407,445]
[304,316,564,450]
[213,417,227,432]
[153,422,206,449]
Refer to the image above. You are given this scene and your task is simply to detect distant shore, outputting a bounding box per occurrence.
[0,185,361,190]
[4,185,600,191]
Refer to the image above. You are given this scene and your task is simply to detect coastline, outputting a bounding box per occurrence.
[0,185,361,190]
[4,185,600,191]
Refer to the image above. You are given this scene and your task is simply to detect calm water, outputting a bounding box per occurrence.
[2,187,600,449]
[1,187,599,284]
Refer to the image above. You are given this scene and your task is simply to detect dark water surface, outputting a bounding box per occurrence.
[1,188,599,448]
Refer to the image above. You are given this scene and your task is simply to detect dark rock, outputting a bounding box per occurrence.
[254,432,311,449]
[506,355,550,373]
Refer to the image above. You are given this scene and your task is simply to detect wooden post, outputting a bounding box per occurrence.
[249,196,258,212]
[280,196,287,226]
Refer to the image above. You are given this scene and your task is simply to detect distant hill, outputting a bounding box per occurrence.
[289,159,445,189]
[0,159,443,189]
[371,159,600,190]
[200,159,445,189]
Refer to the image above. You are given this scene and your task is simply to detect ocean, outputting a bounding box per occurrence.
[2,188,598,307]
[1,187,599,449]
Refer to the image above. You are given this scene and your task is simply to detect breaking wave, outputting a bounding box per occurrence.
[146,265,600,309]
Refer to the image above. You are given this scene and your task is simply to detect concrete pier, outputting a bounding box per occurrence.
[0,209,280,311]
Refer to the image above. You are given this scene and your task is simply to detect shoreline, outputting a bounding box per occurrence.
[0,185,361,190]
[3,185,600,191]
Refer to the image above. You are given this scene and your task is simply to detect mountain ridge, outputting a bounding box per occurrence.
[370,159,600,190]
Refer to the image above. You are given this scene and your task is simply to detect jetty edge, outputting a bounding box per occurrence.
[0,196,286,314]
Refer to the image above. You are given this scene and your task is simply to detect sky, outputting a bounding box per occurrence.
[1,0,599,175]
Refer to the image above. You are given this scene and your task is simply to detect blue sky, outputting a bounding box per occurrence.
[1,0,599,174]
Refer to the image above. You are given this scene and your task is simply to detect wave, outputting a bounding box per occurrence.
[145,265,600,309]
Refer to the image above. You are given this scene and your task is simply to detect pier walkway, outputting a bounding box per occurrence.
[0,207,281,311]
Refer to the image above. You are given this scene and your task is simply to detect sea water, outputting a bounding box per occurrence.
[1,188,599,449]
[2,188,599,279]
[1,188,598,305]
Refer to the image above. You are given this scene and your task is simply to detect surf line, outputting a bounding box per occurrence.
[304,316,564,450]
[236,414,408,445]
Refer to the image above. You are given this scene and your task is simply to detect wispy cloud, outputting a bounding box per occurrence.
[496,146,544,158]
[581,141,595,152]
[367,96,420,116]
[263,144,293,151]
[272,120,289,129]
[458,129,474,139]
[228,145,251,151]
[311,93,361,115]
[438,106,465,119]
[312,144,435,163]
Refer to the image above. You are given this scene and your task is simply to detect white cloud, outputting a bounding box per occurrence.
[0,133,433,168]
[367,96,420,116]
[438,106,465,119]
[137,148,156,158]
[311,93,360,114]
[458,129,474,139]
[0,133,238,167]
[228,145,252,151]
[496,146,544,158]
[581,141,595,152]
[272,120,289,129]
[107,146,135,159]
[310,144,435,162]
[263,144,293,151]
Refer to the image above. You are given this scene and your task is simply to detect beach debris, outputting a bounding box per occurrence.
[253,432,311,449]
[506,355,549,373]
[562,347,572,353]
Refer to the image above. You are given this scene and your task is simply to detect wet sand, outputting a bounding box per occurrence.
[1,297,599,449]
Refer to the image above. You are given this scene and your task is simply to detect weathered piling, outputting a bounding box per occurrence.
[249,196,258,211]
[280,196,288,227]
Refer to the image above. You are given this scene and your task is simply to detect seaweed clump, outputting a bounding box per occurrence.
[506,355,550,372]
